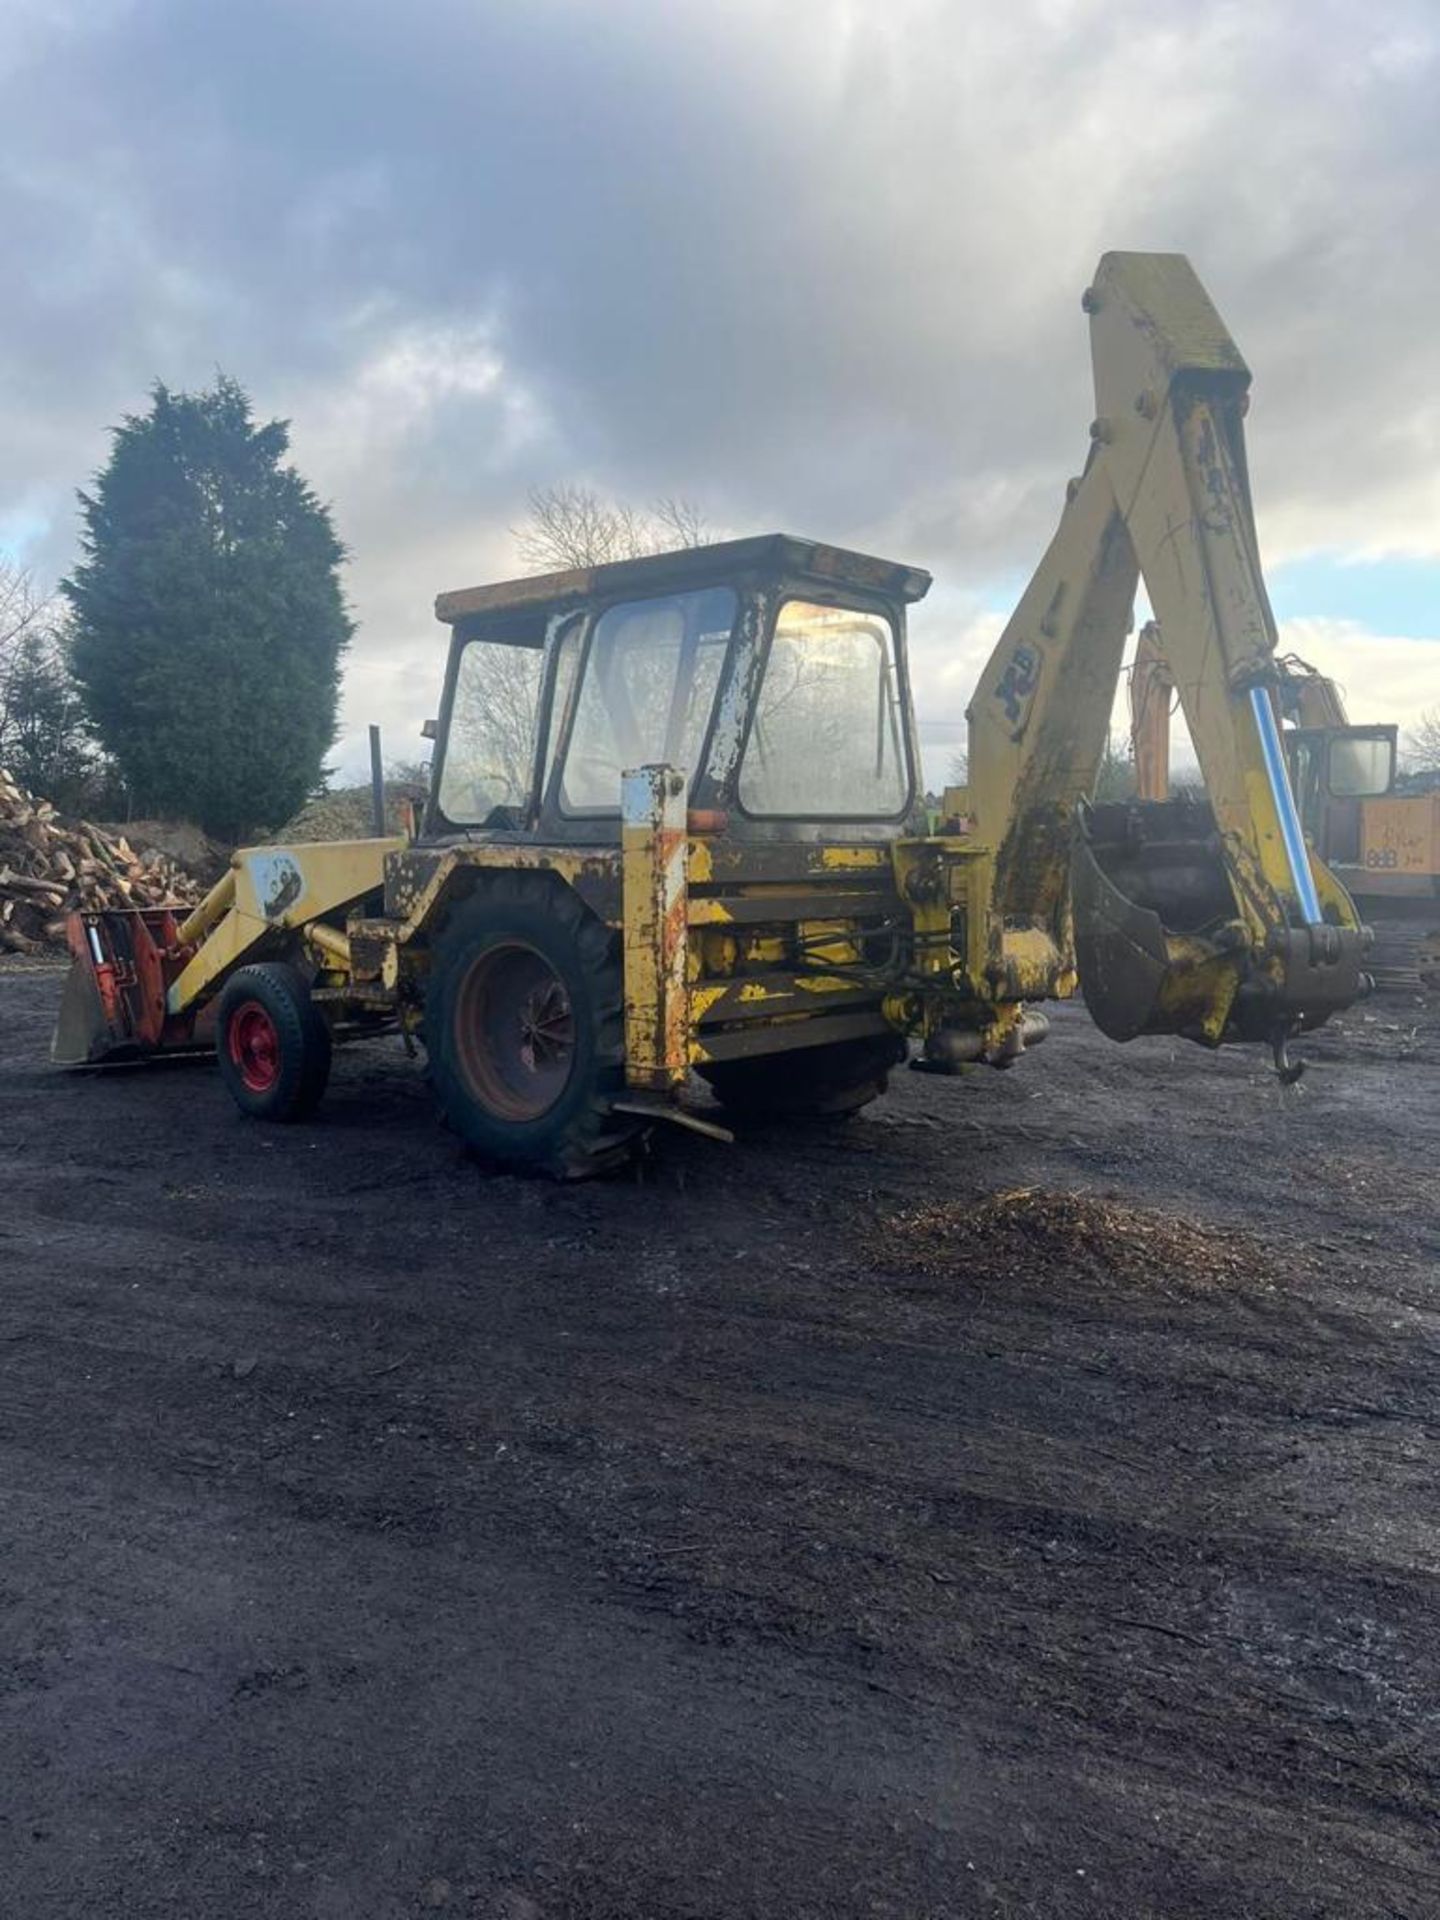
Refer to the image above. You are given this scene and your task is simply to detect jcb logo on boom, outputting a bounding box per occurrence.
[995,641,1041,735]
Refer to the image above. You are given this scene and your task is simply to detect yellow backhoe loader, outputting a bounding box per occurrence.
[54,252,1371,1174]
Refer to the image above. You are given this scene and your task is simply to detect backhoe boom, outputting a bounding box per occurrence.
[964,251,1368,1054]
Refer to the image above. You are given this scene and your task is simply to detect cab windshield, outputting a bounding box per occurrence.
[739,599,909,818]
[559,587,737,812]
[1327,729,1395,799]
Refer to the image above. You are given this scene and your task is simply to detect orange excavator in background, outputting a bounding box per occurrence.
[1131,624,1438,989]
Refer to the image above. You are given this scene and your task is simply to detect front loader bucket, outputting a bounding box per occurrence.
[52,947,122,1065]
[1071,797,1247,1046]
[50,908,202,1067]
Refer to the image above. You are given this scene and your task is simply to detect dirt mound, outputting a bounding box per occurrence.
[880,1186,1296,1293]
[276,782,424,843]
[105,818,231,886]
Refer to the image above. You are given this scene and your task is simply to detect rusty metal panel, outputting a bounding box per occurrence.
[1361,794,1440,877]
[382,843,623,938]
[434,535,931,630]
[621,765,689,1091]
[347,926,395,983]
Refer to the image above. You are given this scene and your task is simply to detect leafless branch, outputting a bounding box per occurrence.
[1403,707,1440,775]
[650,496,713,550]
[512,486,715,574]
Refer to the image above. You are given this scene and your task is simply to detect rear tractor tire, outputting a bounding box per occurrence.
[216,962,333,1122]
[698,1033,906,1124]
[424,874,634,1178]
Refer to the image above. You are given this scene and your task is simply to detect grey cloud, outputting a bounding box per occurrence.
[2,0,1437,770]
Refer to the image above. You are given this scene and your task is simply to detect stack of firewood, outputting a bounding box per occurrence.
[0,768,197,954]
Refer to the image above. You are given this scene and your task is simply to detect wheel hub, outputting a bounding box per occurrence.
[229,1000,281,1094]
[456,943,578,1121]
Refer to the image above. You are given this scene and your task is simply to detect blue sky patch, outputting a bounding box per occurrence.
[0,507,51,568]
[976,554,1440,643]
[1266,554,1440,640]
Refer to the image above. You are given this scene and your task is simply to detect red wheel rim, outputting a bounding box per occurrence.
[453,942,577,1122]
[229,1000,281,1094]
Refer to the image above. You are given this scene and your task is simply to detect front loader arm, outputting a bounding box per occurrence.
[965,251,1368,1054]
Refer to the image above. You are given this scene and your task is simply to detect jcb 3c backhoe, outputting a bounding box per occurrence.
[54,252,1371,1176]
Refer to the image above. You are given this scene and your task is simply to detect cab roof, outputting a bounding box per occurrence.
[434,533,932,636]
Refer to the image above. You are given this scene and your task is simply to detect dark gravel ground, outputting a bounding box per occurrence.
[2,958,1438,1919]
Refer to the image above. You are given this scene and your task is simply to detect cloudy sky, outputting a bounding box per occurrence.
[3,0,1438,785]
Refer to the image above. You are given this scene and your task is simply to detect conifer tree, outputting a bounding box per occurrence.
[65,377,351,839]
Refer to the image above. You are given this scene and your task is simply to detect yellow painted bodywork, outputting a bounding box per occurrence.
[165,838,404,1015]
[621,766,690,1090]
[817,846,890,872]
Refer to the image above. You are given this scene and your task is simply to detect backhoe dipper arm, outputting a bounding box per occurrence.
[1273,653,1352,729]
[965,251,1367,1052]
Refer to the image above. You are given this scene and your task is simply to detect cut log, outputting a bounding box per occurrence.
[0,766,198,951]
[0,871,66,900]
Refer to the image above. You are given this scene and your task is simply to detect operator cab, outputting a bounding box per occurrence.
[426,535,931,845]
[1284,724,1397,867]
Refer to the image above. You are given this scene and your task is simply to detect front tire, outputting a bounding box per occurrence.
[216,962,333,1121]
[425,875,632,1177]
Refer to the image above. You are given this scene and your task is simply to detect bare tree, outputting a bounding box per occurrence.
[384,756,432,792]
[650,495,712,551]
[1092,729,1137,802]
[0,561,47,694]
[0,563,96,804]
[513,485,714,573]
[1404,707,1440,776]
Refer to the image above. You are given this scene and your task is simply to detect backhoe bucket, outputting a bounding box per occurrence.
[1070,832,1172,1043]
[1071,797,1247,1046]
[1072,796,1370,1048]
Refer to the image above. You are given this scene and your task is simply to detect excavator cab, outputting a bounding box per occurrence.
[1286,724,1397,866]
